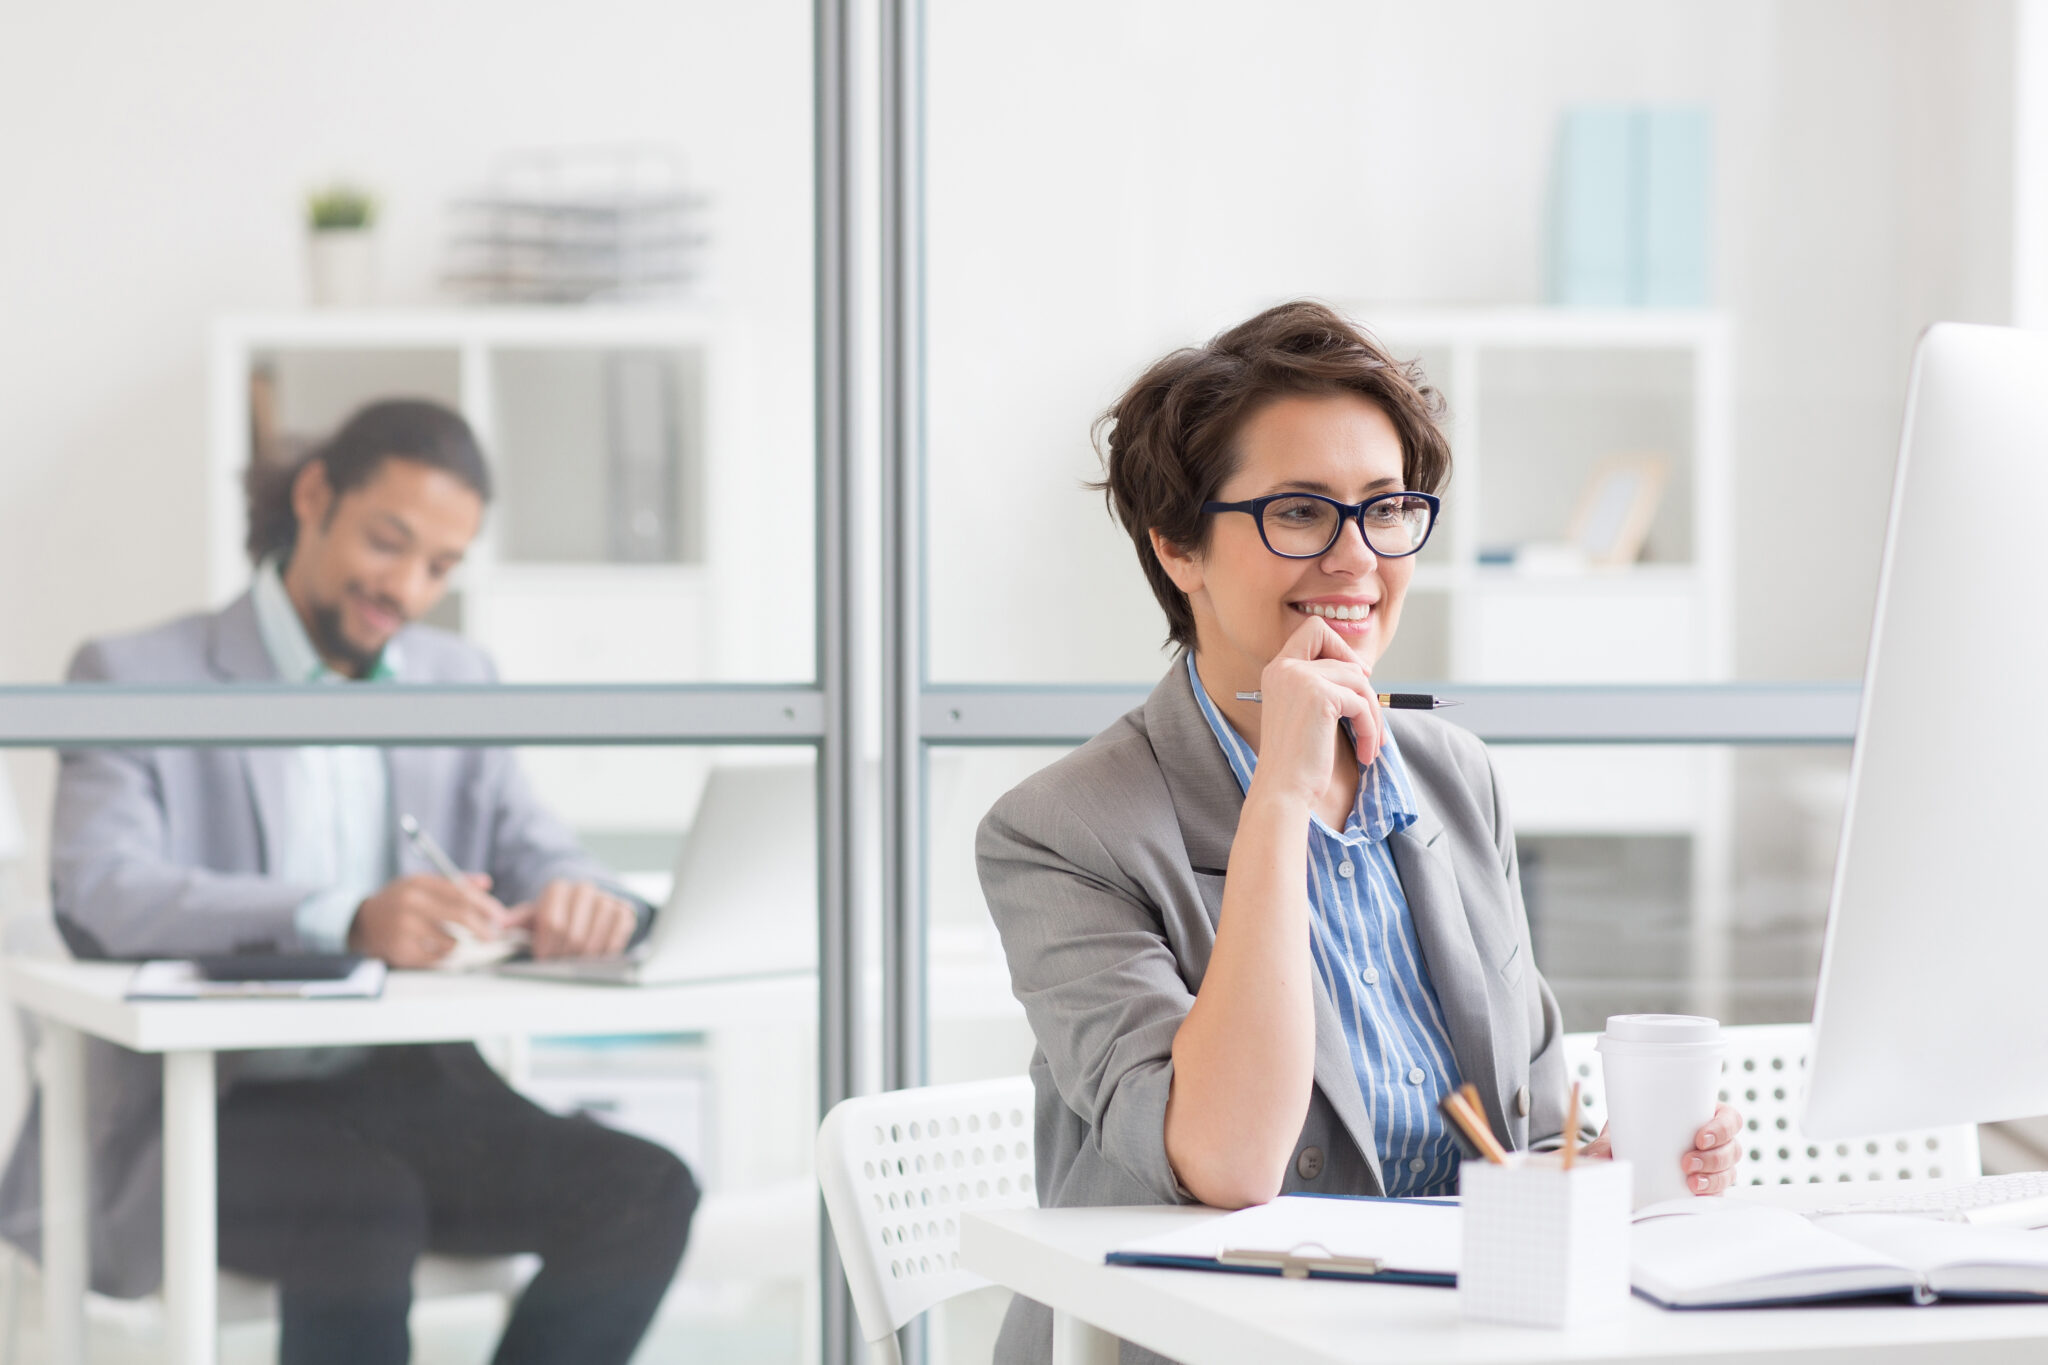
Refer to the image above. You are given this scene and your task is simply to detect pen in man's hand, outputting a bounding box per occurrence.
[1235,691,1460,709]
[398,814,468,883]
[399,814,525,961]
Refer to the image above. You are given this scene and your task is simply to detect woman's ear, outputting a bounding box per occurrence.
[1149,527,1204,596]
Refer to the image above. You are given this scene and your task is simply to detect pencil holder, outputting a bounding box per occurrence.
[1458,1156,1632,1328]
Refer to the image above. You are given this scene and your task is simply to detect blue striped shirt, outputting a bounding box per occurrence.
[1186,654,1465,1196]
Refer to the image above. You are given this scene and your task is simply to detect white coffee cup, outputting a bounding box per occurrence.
[1594,1014,1725,1208]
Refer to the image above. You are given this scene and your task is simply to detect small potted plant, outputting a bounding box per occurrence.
[305,185,378,307]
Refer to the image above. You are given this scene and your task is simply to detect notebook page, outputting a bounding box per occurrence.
[1112,1196,1460,1275]
[1815,1214,2048,1299]
[1631,1202,1914,1307]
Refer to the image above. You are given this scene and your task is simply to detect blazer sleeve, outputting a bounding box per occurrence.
[1484,744,1578,1148]
[51,644,316,960]
[977,780,1197,1207]
[475,746,649,926]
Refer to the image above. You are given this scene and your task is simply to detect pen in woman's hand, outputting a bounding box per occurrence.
[1235,690,1459,709]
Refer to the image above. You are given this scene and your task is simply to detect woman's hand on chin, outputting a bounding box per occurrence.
[1251,614,1383,801]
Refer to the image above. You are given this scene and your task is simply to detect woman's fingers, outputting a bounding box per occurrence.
[1697,1102,1743,1152]
[1687,1141,1741,1175]
[1277,611,1338,659]
[1333,681,1382,766]
[1301,614,1363,666]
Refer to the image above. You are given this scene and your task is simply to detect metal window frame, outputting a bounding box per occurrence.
[915,682,1863,748]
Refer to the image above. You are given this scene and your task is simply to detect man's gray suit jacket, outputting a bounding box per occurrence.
[0,591,615,1297]
[976,660,1570,1364]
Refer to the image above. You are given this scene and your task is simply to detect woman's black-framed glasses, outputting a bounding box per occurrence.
[1201,491,1441,560]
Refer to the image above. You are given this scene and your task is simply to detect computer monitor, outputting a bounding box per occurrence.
[1805,323,2048,1139]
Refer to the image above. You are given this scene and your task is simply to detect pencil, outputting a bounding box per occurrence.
[1436,1094,1482,1160]
[1234,691,1458,709]
[1436,1094,1494,1163]
[1564,1082,1580,1171]
[1443,1091,1509,1165]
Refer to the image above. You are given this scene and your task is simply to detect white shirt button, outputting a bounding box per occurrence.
[1337,861,1355,879]
[1409,1157,1426,1173]
[1407,1067,1425,1085]
[1362,966,1380,986]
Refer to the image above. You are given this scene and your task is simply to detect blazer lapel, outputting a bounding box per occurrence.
[1390,808,1510,1139]
[1139,661,1241,875]
[1143,658,1387,1191]
[205,593,297,874]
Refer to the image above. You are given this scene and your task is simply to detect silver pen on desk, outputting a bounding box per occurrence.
[1234,691,1460,709]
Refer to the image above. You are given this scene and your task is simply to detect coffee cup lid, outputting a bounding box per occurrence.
[1596,1014,1723,1054]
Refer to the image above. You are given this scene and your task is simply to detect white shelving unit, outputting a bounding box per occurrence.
[1361,308,1734,1019]
[206,309,753,681]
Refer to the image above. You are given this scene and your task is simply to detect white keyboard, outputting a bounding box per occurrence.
[1828,1171,2048,1228]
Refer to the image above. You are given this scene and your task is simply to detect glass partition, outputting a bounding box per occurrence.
[6,1,815,691]
[0,741,819,1361]
[2,2,837,1359]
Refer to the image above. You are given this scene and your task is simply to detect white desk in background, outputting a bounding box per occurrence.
[962,1194,2048,1365]
[1,956,813,1365]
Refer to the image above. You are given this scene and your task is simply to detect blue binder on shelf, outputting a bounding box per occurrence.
[1105,1193,1459,1287]
[1548,104,1713,307]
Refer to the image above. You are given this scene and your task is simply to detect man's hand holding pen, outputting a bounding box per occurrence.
[348,872,512,968]
[371,814,638,967]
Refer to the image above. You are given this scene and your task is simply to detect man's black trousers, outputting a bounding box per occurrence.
[216,1042,698,1365]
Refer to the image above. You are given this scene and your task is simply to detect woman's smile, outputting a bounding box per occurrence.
[1290,595,1377,639]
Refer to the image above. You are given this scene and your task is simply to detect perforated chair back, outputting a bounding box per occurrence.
[817,1076,1038,1365]
[1562,1022,1979,1186]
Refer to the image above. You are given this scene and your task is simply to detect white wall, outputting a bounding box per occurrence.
[923,0,2016,683]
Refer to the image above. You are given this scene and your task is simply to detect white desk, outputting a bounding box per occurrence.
[2,956,813,1365]
[962,1200,2048,1365]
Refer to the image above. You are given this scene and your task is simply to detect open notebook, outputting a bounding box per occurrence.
[1632,1200,2048,1308]
[1107,1192,2048,1309]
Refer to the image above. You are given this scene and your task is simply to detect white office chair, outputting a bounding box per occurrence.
[1562,1022,1979,1185]
[817,1076,1038,1365]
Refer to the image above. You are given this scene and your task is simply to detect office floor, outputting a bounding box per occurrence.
[0,1266,806,1364]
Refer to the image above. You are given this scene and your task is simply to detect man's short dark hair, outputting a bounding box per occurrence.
[1094,300,1452,651]
[244,398,494,564]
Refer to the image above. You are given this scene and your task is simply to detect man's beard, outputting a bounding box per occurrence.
[307,601,390,677]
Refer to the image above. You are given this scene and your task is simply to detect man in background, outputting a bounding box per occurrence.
[0,399,696,1365]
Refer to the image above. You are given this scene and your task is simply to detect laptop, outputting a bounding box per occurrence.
[500,759,816,986]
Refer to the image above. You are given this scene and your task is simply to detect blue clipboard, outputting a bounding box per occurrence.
[1105,1193,1459,1287]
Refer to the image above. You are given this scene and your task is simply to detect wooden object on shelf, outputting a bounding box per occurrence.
[1569,451,1671,566]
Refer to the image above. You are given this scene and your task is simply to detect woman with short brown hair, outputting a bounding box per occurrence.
[976,301,1742,1363]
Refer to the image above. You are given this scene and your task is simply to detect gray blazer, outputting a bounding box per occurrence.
[976,661,1568,1365]
[0,591,616,1296]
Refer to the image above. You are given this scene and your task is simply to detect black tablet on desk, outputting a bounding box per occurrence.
[194,953,366,983]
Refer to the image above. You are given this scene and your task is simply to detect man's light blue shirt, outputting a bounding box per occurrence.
[1186,654,1466,1197]
[250,558,400,953]
[242,560,407,1081]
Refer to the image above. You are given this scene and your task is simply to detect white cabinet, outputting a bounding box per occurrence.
[1361,309,1734,1020]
